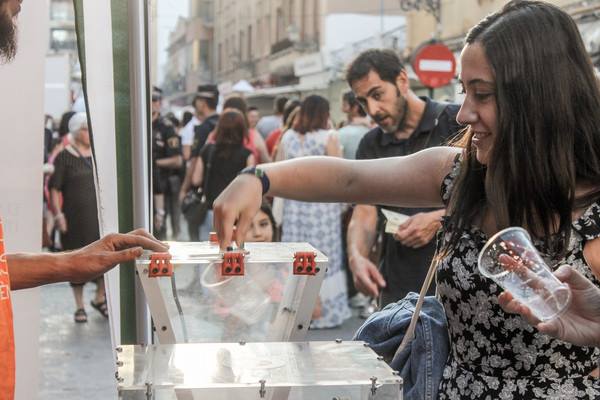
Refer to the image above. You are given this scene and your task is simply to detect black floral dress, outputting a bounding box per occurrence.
[436,158,600,399]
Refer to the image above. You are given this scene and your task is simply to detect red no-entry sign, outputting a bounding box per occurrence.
[412,43,456,88]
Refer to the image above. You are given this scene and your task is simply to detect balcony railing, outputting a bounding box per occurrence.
[270,38,294,55]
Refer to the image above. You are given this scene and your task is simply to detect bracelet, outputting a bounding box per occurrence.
[239,166,270,195]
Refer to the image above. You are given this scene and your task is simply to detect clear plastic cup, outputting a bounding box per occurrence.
[478,227,571,321]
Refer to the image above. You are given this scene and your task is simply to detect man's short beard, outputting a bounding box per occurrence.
[0,11,17,63]
[381,88,409,134]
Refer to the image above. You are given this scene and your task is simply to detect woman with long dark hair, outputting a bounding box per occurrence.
[278,95,350,329]
[213,1,600,397]
[191,110,255,240]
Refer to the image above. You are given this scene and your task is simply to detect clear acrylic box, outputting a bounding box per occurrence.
[136,242,326,344]
[116,341,403,399]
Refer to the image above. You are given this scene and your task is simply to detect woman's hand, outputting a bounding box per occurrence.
[213,174,263,249]
[499,265,600,347]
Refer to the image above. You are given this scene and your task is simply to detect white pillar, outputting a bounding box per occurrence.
[0,1,49,399]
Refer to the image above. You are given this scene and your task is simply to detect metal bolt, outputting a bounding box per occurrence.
[143,269,148,274]
[363,342,370,347]
[115,347,123,353]
[259,379,266,398]
[335,338,342,344]
[315,267,320,273]
[370,377,378,395]
[116,361,124,367]
[239,340,246,346]
[297,324,304,330]
[161,326,167,331]
[392,371,400,376]
[377,356,384,361]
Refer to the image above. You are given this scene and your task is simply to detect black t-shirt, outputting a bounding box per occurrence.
[191,113,219,158]
[355,97,462,306]
[152,116,182,194]
[200,143,251,208]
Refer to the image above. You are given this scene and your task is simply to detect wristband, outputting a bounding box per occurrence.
[239,166,270,195]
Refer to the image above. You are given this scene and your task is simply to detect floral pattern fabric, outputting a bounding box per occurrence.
[436,157,600,399]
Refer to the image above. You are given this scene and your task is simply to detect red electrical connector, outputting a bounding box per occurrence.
[221,251,245,276]
[293,252,318,275]
[148,253,173,277]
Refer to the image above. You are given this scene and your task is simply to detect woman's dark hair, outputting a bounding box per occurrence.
[282,100,301,127]
[182,111,193,126]
[223,96,250,129]
[165,112,180,128]
[343,90,367,117]
[294,95,330,135]
[259,200,278,241]
[214,110,247,148]
[345,49,404,87]
[58,111,76,137]
[223,96,248,115]
[444,0,600,257]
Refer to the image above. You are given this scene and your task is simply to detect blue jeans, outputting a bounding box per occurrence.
[198,209,214,241]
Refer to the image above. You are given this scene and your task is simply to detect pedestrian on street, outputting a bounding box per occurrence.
[346,49,462,307]
[0,2,167,397]
[151,87,183,240]
[48,113,109,323]
[278,95,351,329]
[256,96,287,139]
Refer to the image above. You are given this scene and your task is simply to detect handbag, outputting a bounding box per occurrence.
[181,146,215,226]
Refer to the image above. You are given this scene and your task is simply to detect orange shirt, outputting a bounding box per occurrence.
[0,219,15,399]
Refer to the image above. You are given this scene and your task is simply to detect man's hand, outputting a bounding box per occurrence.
[499,265,600,347]
[349,253,386,298]
[64,229,168,284]
[394,210,443,248]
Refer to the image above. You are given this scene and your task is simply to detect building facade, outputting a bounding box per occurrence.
[162,0,215,105]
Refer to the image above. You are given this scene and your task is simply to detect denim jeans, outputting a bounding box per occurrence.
[198,209,214,241]
[354,292,449,400]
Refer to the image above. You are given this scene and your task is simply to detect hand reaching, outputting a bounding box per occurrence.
[66,229,168,283]
[499,265,600,347]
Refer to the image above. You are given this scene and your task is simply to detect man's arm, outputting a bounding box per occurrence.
[347,205,386,298]
[7,229,167,290]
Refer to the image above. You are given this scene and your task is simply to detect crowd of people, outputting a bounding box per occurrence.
[147,82,384,328]
[27,0,600,398]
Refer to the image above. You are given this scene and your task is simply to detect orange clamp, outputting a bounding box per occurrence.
[148,253,173,277]
[221,251,245,276]
[209,227,237,245]
[293,252,318,275]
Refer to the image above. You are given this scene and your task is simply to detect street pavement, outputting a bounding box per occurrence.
[38,280,367,399]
